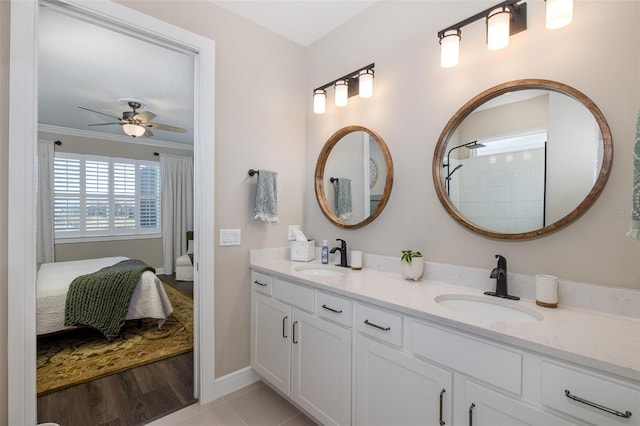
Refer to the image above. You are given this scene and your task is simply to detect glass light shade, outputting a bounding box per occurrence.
[440,30,461,68]
[487,7,510,51]
[546,0,573,29]
[334,80,348,107]
[313,89,326,114]
[122,123,145,137]
[358,69,374,98]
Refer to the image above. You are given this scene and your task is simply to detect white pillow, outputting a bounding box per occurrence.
[187,239,194,255]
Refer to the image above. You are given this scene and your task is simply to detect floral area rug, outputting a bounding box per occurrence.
[37,282,193,396]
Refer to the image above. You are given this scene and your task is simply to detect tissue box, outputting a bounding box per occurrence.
[291,240,316,262]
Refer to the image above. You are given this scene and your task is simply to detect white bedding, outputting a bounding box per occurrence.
[36,256,173,335]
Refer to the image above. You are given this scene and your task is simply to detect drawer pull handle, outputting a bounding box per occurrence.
[282,316,288,338]
[468,403,475,426]
[364,319,391,331]
[439,388,446,426]
[254,280,268,287]
[322,304,343,314]
[292,321,299,344]
[564,389,632,418]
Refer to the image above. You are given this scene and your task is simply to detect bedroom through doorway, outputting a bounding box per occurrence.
[35,2,198,423]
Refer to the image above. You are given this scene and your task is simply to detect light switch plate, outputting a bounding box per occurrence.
[219,229,241,246]
[288,225,300,241]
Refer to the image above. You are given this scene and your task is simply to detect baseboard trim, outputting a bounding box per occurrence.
[214,366,260,398]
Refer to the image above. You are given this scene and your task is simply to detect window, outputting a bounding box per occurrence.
[54,153,160,239]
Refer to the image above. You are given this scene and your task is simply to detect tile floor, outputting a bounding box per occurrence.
[147,381,317,426]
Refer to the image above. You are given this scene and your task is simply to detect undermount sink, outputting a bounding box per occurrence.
[294,265,347,277]
[435,294,544,323]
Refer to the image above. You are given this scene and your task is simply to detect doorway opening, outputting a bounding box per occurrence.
[8,1,216,424]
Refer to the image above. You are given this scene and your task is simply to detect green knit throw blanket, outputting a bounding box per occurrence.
[64,259,155,339]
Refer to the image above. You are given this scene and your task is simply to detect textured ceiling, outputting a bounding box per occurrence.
[38,5,195,145]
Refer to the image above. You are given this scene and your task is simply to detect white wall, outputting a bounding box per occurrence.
[305,1,640,289]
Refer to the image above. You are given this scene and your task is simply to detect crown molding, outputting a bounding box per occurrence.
[38,124,194,151]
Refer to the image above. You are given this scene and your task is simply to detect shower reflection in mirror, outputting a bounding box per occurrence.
[443,130,549,234]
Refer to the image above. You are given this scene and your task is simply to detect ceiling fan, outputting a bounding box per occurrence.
[78,101,187,138]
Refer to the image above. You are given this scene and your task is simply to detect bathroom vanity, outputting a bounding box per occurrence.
[249,250,639,426]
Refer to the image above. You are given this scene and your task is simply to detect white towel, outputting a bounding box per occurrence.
[254,170,278,222]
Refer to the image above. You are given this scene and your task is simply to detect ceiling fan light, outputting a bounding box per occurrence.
[123,123,145,137]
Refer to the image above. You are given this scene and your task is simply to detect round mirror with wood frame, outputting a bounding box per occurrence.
[315,125,394,229]
[433,79,613,239]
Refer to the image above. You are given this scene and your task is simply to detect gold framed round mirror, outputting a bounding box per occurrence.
[315,125,394,229]
[433,79,613,239]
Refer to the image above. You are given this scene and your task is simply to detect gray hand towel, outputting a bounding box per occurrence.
[334,178,353,220]
[628,108,640,239]
[255,170,278,222]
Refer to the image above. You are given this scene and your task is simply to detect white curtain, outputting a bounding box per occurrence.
[160,154,194,274]
[37,141,55,264]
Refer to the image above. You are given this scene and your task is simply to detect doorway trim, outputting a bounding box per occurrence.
[8,1,216,423]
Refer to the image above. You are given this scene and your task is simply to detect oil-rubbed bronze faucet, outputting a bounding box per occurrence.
[484,254,520,300]
[330,238,349,267]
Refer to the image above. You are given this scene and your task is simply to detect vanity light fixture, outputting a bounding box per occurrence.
[334,80,349,107]
[545,0,573,29]
[438,0,574,67]
[312,63,375,114]
[487,6,512,51]
[437,0,527,67]
[122,123,146,137]
[439,29,461,68]
[313,89,327,114]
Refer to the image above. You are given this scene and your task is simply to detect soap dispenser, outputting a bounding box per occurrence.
[321,240,329,264]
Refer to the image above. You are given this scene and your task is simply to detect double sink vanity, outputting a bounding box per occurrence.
[248,78,637,425]
[249,249,639,426]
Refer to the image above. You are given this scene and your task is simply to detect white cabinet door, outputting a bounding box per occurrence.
[291,309,352,426]
[251,292,292,395]
[355,335,453,426]
[465,380,575,426]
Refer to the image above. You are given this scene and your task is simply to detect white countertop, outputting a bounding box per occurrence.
[250,254,640,382]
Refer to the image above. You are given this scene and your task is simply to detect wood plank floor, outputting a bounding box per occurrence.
[38,352,197,426]
[38,274,195,426]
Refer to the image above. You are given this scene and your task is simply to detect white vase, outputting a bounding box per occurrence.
[401,258,424,281]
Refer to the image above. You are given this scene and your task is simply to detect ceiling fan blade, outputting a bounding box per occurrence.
[147,122,187,133]
[88,123,120,126]
[78,106,121,121]
[144,127,154,137]
[134,111,156,124]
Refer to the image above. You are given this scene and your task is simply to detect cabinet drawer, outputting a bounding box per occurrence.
[316,291,352,327]
[251,270,273,295]
[356,303,403,347]
[274,278,314,312]
[541,361,639,425]
[410,320,522,395]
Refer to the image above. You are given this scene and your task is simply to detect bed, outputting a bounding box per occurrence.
[36,256,173,336]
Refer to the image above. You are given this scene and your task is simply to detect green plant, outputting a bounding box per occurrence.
[401,250,423,264]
